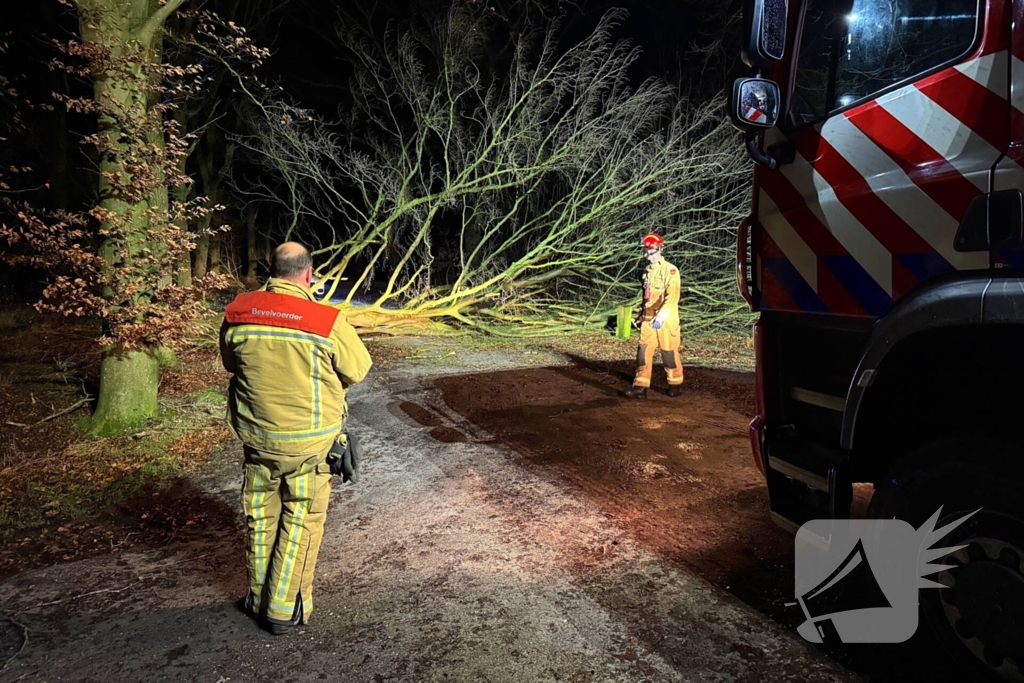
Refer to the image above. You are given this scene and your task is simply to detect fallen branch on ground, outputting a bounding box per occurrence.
[5,399,91,429]
[22,581,141,610]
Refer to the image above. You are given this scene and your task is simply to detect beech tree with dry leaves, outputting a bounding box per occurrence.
[0,0,264,435]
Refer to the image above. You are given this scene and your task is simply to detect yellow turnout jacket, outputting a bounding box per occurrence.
[219,278,373,456]
[642,258,681,323]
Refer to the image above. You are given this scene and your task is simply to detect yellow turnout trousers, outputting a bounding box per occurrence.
[633,318,683,388]
[242,445,332,624]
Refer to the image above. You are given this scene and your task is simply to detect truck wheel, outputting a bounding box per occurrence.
[869,441,1024,682]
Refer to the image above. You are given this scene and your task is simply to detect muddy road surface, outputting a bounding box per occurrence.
[430,357,966,683]
[0,342,874,682]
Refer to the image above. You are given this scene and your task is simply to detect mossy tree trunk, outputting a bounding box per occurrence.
[75,0,186,434]
[87,347,161,436]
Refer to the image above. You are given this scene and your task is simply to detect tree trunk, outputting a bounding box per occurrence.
[84,346,160,436]
[245,204,258,279]
[74,0,185,435]
[193,232,210,279]
[172,166,193,286]
[172,105,193,287]
[192,135,225,279]
[209,231,223,274]
[176,247,193,286]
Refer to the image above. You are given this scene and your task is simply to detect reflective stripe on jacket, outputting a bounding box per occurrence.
[220,278,373,456]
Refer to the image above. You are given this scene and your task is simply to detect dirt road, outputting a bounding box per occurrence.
[429,353,964,682]
[432,359,791,617]
[0,342,853,682]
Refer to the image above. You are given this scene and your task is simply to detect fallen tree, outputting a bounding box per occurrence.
[238,8,752,335]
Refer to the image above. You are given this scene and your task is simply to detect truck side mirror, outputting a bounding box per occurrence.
[729,78,786,170]
[729,77,781,131]
[741,0,788,67]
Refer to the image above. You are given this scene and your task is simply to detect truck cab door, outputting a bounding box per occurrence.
[755,0,1008,318]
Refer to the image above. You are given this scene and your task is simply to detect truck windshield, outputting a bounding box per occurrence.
[789,0,980,127]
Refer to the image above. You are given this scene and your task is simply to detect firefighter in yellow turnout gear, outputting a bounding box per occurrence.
[220,242,372,635]
[625,233,683,399]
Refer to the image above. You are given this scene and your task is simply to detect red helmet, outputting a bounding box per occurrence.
[641,233,664,249]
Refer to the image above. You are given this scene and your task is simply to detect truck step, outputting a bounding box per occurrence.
[767,455,828,491]
[765,440,844,492]
[790,386,846,412]
[764,440,852,528]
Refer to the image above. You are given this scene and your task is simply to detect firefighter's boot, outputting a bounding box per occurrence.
[264,601,301,636]
[624,385,647,399]
[666,385,681,398]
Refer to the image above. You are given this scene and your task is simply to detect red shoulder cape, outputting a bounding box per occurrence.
[225,291,340,338]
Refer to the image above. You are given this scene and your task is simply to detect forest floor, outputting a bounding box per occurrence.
[0,306,236,574]
[0,309,956,681]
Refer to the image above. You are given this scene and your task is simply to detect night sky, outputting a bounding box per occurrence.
[1,0,740,123]
[266,0,737,114]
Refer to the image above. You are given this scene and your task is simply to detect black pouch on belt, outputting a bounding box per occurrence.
[327,432,361,484]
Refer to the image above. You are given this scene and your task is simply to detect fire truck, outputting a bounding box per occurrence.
[728,0,1024,678]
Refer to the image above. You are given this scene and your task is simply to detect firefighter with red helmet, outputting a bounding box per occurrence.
[625,233,683,398]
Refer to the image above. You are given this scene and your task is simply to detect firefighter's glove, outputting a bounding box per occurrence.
[651,311,667,330]
[328,432,361,484]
